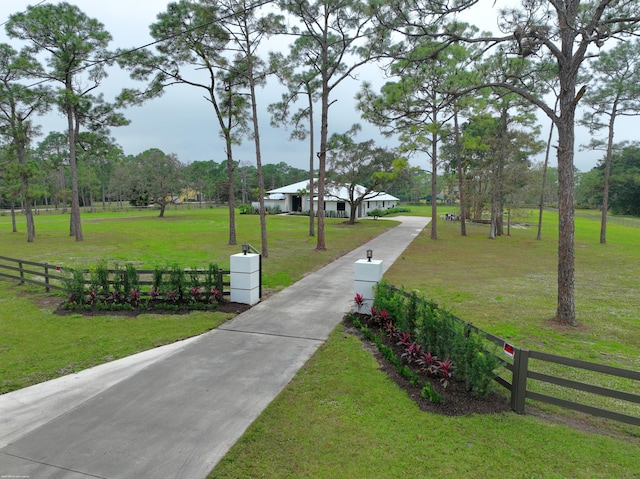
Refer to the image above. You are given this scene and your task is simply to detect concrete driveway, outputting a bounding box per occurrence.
[0,216,430,479]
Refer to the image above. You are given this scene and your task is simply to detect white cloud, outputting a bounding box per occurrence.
[1,0,633,173]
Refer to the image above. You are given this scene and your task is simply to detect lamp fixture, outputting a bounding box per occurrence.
[366,249,373,262]
[242,243,249,255]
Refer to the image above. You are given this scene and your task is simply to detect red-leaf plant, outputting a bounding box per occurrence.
[88,288,97,306]
[396,331,412,348]
[190,287,201,302]
[371,308,390,327]
[417,352,439,375]
[166,290,178,303]
[401,341,423,364]
[383,320,396,338]
[129,289,140,307]
[354,293,364,312]
[436,358,454,390]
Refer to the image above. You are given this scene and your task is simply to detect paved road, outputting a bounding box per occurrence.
[0,216,430,479]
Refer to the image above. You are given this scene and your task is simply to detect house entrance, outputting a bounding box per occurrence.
[292,195,302,212]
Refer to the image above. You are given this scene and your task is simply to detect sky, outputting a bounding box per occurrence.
[0,0,635,173]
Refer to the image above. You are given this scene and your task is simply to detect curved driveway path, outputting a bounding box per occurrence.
[0,216,430,479]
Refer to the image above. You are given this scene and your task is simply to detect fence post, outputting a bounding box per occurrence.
[511,346,529,414]
[45,263,50,293]
[19,261,24,284]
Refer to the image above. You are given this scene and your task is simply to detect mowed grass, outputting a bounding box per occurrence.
[211,329,639,479]
[0,206,393,393]
[2,205,639,477]
[209,206,640,479]
[0,206,393,291]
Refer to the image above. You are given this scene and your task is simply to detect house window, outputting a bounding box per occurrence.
[337,202,346,211]
[382,201,385,207]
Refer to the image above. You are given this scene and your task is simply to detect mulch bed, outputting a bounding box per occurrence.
[53,300,252,317]
[344,314,511,416]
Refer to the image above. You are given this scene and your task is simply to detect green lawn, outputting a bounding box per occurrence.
[2,205,639,477]
[211,329,639,479]
[0,206,392,393]
[209,205,640,478]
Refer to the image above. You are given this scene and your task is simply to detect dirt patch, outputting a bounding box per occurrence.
[344,315,510,416]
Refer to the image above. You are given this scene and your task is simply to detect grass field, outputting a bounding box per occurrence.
[2,205,639,478]
[0,206,392,393]
[209,206,640,479]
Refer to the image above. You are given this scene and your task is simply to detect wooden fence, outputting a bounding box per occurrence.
[383,284,640,427]
[0,256,231,297]
[0,256,67,292]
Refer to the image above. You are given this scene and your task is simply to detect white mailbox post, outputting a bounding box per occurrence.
[230,252,260,305]
[354,251,383,315]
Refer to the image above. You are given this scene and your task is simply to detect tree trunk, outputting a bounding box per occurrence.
[17,140,35,242]
[454,109,466,236]
[224,90,237,246]
[348,195,360,225]
[248,63,268,258]
[67,95,83,241]
[307,92,315,237]
[556,114,576,326]
[316,56,329,251]
[553,4,579,327]
[430,128,438,240]
[537,121,554,240]
[600,107,617,245]
[10,203,17,233]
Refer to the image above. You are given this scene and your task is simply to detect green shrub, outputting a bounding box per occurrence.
[90,260,110,296]
[124,263,139,295]
[374,282,501,398]
[63,268,86,304]
[168,263,187,301]
[421,382,443,403]
[372,280,408,330]
[367,207,411,217]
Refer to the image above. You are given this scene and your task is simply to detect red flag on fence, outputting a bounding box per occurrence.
[503,343,515,358]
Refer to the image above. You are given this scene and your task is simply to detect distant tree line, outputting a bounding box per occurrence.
[0,139,311,215]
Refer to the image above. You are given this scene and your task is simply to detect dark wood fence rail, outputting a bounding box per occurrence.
[0,256,67,292]
[382,284,640,427]
[0,256,230,297]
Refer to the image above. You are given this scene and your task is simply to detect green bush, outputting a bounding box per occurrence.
[61,260,225,311]
[168,263,187,301]
[421,382,443,403]
[63,268,86,304]
[373,282,501,398]
[152,265,165,294]
[372,280,409,330]
[90,260,110,296]
[367,207,411,217]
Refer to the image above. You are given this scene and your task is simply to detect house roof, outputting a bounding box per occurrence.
[267,180,313,195]
[267,180,399,202]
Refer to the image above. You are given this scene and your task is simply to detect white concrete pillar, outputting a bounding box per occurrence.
[354,258,383,315]
[230,253,260,305]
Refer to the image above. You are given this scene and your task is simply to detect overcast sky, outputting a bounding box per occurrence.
[1,0,634,173]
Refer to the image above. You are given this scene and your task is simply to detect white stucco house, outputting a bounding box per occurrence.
[252,179,399,219]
